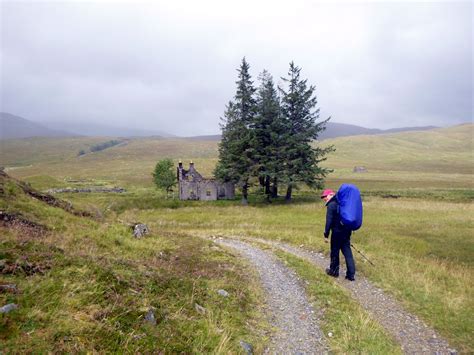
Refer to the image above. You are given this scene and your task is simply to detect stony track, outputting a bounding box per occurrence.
[216,238,328,354]
[242,237,458,355]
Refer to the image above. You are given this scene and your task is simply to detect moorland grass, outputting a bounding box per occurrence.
[2,125,472,191]
[1,125,472,352]
[0,181,269,353]
[121,193,473,353]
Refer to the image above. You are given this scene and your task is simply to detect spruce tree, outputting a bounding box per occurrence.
[253,70,285,200]
[214,101,238,182]
[279,62,334,201]
[214,58,257,204]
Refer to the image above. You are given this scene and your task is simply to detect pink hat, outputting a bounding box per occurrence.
[320,189,335,198]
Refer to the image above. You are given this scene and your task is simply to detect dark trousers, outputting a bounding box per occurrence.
[329,232,356,278]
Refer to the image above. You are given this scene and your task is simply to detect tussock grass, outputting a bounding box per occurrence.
[0,179,269,352]
[1,125,473,351]
[123,194,473,352]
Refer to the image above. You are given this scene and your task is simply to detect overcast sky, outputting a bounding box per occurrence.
[1,0,472,136]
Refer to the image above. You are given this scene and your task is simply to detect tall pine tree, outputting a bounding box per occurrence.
[279,62,334,201]
[253,70,285,200]
[214,58,257,204]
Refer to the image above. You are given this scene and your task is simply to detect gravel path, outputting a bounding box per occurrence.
[216,238,328,354]
[246,237,457,355]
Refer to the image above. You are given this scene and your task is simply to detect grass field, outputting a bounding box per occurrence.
[1,124,473,352]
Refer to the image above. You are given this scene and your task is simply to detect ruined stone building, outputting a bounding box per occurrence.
[177,162,235,200]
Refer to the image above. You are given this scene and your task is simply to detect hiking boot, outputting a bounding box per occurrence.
[325,268,339,278]
[345,276,355,281]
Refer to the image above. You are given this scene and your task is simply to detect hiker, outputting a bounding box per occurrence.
[321,189,356,281]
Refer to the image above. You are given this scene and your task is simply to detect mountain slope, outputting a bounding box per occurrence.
[318,122,437,139]
[0,112,175,139]
[40,120,175,138]
[184,122,438,140]
[0,124,471,190]
[321,123,473,174]
[0,112,76,140]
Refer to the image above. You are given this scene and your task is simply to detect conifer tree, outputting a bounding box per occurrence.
[214,101,238,182]
[278,62,334,201]
[253,70,285,200]
[214,58,257,204]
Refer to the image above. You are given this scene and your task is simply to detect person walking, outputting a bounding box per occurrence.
[321,189,356,281]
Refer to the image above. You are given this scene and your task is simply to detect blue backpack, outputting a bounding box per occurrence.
[336,184,363,231]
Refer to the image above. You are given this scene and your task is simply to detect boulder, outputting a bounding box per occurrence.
[194,303,206,315]
[133,224,149,238]
[144,308,157,326]
[217,289,229,297]
[0,303,18,314]
[239,340,253,355]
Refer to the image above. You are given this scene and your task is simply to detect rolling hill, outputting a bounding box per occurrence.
[318,122,438,139]
[0,112,76,140]
[184,122,439,141]
[1,124,472,353]
[1,111,439,140]
[321,123,473,174]
[0,123,471,191]
[0,112,174,139]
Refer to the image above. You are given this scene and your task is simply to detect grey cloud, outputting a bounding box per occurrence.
[1,1,472,136]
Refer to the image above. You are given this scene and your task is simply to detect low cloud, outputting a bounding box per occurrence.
[1,1,471,136]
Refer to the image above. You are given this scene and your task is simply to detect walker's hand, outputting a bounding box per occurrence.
[324,238,329,243]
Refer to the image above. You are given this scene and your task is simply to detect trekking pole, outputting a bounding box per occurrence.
[350,243,375,266]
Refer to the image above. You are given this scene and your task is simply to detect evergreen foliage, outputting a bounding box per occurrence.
[215,58,257,204]
[253,70,285,199]
[278,62,334,201]
[152,158,176,194]
[216,59,333,202]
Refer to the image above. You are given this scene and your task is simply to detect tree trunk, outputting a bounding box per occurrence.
[265,175,271,195]
[264,176,271,202]
[271,178,278,198]
[285,184,292,202]
[241,182,249,205]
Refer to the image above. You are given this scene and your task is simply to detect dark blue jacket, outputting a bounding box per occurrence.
[324,197,351,238]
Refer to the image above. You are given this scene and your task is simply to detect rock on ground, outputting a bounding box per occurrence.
[133,224,149,238]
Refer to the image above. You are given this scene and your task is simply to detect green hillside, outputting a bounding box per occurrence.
[0,171,268,352]
[319,124,473,193]
[322,124,472,173]
[1,124,472,193]
[1,124,473,352]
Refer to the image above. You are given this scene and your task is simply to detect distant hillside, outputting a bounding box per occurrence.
[184,122,438,141]
[184,135,222,141]
[1,112,439,140]
[40,121,175,138]
[0,112,76,140]
[1,124,471,183]
[321,123,473,175]
[318,122,438,139]
[0,112,174,138]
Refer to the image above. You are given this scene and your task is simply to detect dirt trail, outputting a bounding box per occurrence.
[216,238,328,354]
[245,237,457,355]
